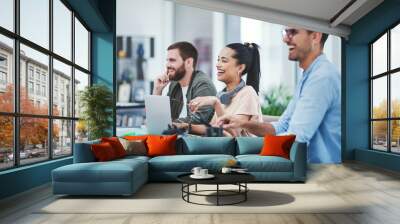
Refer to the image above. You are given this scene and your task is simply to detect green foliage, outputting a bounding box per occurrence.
[261,85,292,116]
[79,84,113,140]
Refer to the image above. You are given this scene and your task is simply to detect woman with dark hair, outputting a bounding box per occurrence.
[180,42,263,136]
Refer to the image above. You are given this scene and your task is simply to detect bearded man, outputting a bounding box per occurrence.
[153,41,216,124]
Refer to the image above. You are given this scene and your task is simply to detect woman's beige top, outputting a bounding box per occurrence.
[210,86,263,136]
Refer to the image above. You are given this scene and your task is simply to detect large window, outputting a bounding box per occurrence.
[0,0,91,170]
[370,23,400,153]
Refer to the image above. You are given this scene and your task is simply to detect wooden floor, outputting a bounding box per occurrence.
[1,162,400,224]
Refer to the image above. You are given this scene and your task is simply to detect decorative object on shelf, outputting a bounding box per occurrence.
[116,36,154,132]
[79,84,113,140]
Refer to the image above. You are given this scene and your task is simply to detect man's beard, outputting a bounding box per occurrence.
[169,65,186,81]
[288,46,310,62]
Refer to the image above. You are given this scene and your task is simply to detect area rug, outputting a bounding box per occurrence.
[37,183,362,214]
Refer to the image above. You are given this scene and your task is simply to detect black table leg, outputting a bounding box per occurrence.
[181,184,183,199]
[217,184,219,206]
[187,184,190,202]
[179,182,251,206]
[245,183,247,201]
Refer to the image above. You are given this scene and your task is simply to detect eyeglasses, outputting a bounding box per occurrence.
[282,28,299,39]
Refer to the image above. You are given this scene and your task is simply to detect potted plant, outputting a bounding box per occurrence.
[262,85,292,116]
[79,84,113,140]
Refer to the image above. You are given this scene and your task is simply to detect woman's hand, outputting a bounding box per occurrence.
[189,96,218,112]
[172,122,189,130]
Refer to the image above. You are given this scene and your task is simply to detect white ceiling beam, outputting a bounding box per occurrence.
[330,0,368,27]
[168,0,351,37]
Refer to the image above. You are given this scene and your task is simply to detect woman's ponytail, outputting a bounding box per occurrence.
[226,42,261,94]
[244,43,260,94]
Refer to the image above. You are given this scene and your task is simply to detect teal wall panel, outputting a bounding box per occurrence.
[92,33,114,88]
[91,32,115,136]
[345,0,400,171]
[343,44,369,159]
[355,149,400,172]
[65,0,110,32]
[0,158,72,199]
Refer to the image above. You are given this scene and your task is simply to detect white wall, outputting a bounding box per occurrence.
[117,0,174,80]
[174,4,213,43]
[240,18,297,95]
[174,4,214,79]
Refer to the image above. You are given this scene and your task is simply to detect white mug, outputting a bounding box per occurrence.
[200,169,208,176]
[191,167,202,176]
[221,167,232,174]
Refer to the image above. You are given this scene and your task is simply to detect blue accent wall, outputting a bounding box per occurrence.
[91,32,115,136]
[0,0,116,200]
[345,0,400,171]
[0,158,72,199]
[92,33,114,88]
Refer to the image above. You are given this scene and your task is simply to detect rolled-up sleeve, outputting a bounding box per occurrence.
[271,99,295,135]
[287,73,337,143]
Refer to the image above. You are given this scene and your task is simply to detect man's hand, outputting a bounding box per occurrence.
[218,115,276,137]
[153,71,170,95]
[189,96,218,112]
[217,114,245,130]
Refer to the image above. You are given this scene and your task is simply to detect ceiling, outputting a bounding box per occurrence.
[228,0,353,23]
[170,0,384,38]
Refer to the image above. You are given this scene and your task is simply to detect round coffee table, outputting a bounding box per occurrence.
[177,173,255,206]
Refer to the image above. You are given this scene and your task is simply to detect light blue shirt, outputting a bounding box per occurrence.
[272,54,341,163]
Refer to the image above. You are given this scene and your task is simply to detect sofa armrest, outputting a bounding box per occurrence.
[73,140,100,163]
[289,142,307,181]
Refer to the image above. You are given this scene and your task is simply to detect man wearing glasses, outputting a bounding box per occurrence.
[218,28,341,163]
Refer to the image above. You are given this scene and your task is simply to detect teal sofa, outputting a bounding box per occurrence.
[52,137,307,196]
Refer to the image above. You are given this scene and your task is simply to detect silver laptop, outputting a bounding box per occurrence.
[144,95,172,134]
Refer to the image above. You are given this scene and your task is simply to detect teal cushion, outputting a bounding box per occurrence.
[52,159,147,183]
[117,155,150,163]
[236,137,264,155]
[180,137,235,155]
[73,139,101,163]
[236,155,293,172]
[149,154,235,172]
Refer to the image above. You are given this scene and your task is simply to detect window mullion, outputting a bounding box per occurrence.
[71,10,76,154]
[48,0,54,160]
[388,30,391,152]
[370,45,373,149]
[13,0,20,167]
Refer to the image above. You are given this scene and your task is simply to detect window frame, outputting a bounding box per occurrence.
[0,0,92,171]
[370,20,400,154]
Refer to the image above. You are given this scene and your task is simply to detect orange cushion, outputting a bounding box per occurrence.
[260,135,296,159]
[91,142,118,161]
[146,135,177,157]
[101,137,127,158]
